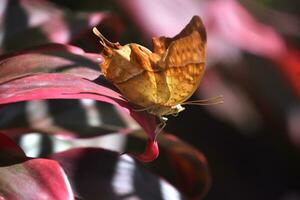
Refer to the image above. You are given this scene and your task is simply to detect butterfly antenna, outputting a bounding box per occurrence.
[182,95,224,106]
[93,27,117,48]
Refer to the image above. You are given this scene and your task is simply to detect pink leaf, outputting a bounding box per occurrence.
[0,73,156,139]
[49,148,184,199]
[129,139,159,162]
[0,132,27,165]
[0,44,102,83]
[275,48,300,99]
[117,0,285,62]
[0,42,158,161]
[126,132,211,199]
[155,133,211,199]
[0,0,107,53]
[0,159,74,200]
[0,132,74,199]
[0,73,158,161]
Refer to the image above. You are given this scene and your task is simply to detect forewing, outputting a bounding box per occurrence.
[152,15,206,55]
[160,16,207,106]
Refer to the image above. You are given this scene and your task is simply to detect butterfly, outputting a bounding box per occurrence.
[93,16,222,130]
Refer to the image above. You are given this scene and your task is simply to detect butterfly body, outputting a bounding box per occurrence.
[94,16,207,117]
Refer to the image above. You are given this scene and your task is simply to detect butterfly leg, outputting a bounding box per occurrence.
[154,116,168,139]
[133,106,153,113]
[132,106,154,112]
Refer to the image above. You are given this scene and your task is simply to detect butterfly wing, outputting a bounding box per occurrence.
[152,16,206,56]
[153,16,207,106]
[98,16,206,112]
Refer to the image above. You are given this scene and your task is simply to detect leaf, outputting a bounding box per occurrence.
[0,159,74,200]
[0,99,133,138]
[3,129,210,198]
[118,0,285,61]
[126,131,211,199]
[0,73,156,137]
[0,42,158,161]
[49,148,187,200]
[275,48,300,99]
[0,0,107,53]
[0,73,157,161]
[155,133,211,199]
[0,43,102,84]
[0,132,74,199]
[0,132,26,166]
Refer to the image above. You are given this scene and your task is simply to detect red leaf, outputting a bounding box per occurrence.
[0,73,156,138]
[0,159,74,200]
[129,139,159,162]
[0,0,107,53]
[49,148,184,199]
[157,133,211,199]
[0,43,86,60]
[275,48,300,99]
[0,132,27,166]
[0,133,74,199]
[0,42,158,161]
[128,132,211,199]
[0,72,158,161]
[0,44,102,83]
[118,0,285,61]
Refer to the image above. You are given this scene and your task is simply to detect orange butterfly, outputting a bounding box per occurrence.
[94,16,222,130]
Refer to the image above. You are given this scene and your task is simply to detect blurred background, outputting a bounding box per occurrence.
[1,0,300,199]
